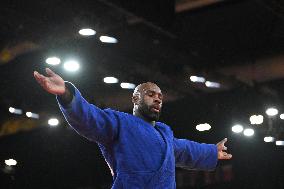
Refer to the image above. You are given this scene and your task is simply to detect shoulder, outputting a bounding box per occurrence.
[103,108,134,120]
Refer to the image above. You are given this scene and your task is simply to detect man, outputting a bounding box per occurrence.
[34,68,232,189]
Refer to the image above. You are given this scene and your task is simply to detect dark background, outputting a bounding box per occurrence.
[1,0,284,188]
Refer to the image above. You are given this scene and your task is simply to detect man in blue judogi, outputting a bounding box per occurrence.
[34,68,232,189]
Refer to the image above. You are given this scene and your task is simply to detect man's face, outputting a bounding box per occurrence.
[137,84,163,121]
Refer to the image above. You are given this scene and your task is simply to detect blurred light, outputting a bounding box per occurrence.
[264,136,275,143]
[189,76,205,83]
[63,60,80,72]
[266,107,278,116]
[26,112,32,117]
[26,112,39,119]
[276,141,284,146]
[9,107,22,115]
[79,28,96,36]
[205,81,221,88]
[103,77,119,84]
[45,57,61,65]
[249,115,263,125]
[99,36,118,43]
[196,123,211,131]
[243,128,254,136]
[280,113,284,120]
[232,124,244,133]
[5,159,17,166]
[120,82,136,89]
[48,118,59,127]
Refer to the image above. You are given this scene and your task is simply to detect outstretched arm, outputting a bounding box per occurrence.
[174,138,232,170]
[34,68,119,145]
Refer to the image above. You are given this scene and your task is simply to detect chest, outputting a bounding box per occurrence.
[117,119,172,154]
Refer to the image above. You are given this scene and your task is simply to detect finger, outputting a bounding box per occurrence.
[224,153,232,159]
[221,138,227,144]
[223,146,227,151]
[219,152,232,160]
[34,71,45,84]
[34,71,49,89]
[46,68,56,77]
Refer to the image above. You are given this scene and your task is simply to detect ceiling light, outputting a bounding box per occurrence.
[63,60,80,72]
[45,57,61,65]
[26,112,39,119]
[48,118,59,127]
[103,77,119,84]
[196,123,211,131]
[205,81,221,88]
[9,107,22,115]
[99,36,118,43]
[5,159,17,166]
[79,28,96,36]
[249,115,263,125]
[120,82,136,89]
[189,76,205,83]
[265,108,278,116]
[276,141,284,146]
[232,124,244,133]
[243,128,254,137]
[264,136,275,143]
[280,113,284,120]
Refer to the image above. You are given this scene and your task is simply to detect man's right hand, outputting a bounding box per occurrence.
[34,68,66,95]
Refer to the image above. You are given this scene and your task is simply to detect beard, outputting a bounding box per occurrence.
[138,101,161,122]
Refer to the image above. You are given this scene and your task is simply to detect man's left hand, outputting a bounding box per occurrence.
[216,138,232,160]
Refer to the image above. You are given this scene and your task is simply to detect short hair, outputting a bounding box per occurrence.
[133,82,158,97]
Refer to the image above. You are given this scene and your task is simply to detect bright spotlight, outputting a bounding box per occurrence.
[196,123,211,131]
[243,128,254,136]
[266,107,278,116]
[48,118,59,127]
[103,77,119,84]
[26,112,32,117]
[189,76,205,83]
[5,159,17,166]
[99,36,118,43]
[276,141,284,146]
[280,113,284,120]
[249,115,263,125]
[205,81,221,88]
[232,124,244,133]
[9,107,22,115]
[79,28,96,36]
[26,112,39,119]
[120,82,136,89]
[264,136,275,143]
[45,57,61,65]
[63,60,80,72]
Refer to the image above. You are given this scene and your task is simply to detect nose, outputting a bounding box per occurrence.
[154,95,162,104]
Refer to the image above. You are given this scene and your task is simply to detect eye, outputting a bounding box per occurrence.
[147,91,154,97]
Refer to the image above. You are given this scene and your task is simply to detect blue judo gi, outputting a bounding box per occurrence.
[57,82,218,189]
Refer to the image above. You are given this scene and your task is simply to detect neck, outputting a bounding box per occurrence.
[133,109,156,126]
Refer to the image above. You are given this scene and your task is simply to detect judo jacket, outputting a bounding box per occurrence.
[57,82,218,189]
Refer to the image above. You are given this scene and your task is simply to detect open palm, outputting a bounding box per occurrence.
[34,68,65,95]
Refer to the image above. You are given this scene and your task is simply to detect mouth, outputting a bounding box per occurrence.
[151,105,161,113]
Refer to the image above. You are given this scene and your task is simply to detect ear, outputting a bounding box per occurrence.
[132,95,139,105]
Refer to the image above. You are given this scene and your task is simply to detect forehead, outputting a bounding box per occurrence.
[140,83,161,93]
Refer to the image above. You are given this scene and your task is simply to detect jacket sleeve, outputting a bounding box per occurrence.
[56,82,119,145]
[173,138,218,170]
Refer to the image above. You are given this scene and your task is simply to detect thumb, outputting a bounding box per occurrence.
[46,68,56,77]
[221,138,227,144]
